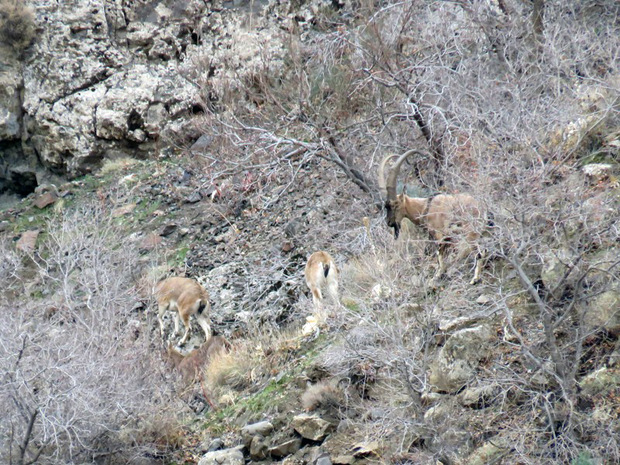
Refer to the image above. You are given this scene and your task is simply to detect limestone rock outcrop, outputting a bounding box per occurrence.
[3,0,208,186]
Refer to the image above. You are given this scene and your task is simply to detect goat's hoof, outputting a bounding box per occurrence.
[470,278,481,285]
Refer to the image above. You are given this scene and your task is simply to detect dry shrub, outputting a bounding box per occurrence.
[0,204,181,464]
[204,327,301,403]
[183,20,286,111]
[100,156,140,175]
[204,336,275,400]
[130,412,190,453]
[0,238,20,285]
[0,0,35,52]
[301,380,343,413]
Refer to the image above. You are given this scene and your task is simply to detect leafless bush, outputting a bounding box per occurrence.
[0,205,182,464]
[0,0,35,53]
[301,380,343,413]
[182,2,618,460]
[0,238,21,286]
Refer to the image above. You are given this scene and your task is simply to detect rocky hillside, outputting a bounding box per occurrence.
[1,1,619,465]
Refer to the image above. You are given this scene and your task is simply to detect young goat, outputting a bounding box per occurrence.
[305,251,339,311]
[166,336,230,384]
[378,150,489,284]
[155,277,212,345]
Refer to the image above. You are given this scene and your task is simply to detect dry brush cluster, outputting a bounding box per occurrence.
[178,0,619,463]
[0,206,183,464]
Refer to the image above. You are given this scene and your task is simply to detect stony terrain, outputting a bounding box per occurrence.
[1,1,619,465]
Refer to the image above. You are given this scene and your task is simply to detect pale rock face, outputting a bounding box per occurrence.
[13,0,203,176]
[0,50,22,140]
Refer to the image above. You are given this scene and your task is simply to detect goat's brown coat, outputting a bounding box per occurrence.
[155,277,212,345]
[166,336,230,383]
[379,150,488,284]
[305,251,339,310]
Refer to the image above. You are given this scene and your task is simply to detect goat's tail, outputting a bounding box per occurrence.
[197,299,207,315]
[323,262,331,278]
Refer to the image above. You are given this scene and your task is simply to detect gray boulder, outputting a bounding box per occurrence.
[429,325,494,393]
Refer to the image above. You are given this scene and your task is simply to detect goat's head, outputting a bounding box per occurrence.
[378,150,422,239]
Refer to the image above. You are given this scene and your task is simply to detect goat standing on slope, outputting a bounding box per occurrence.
[166,336,230,410]
[305,251,339,312]
[155,277,212,345]
[378,150,489,284]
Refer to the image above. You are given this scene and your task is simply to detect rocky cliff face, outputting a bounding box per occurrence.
[1,0,217,194]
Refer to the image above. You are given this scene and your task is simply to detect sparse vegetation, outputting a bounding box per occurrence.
[0,205,181,464]
[1,0,619,464]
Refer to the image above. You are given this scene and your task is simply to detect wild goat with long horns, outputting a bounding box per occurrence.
[378,150,489,285]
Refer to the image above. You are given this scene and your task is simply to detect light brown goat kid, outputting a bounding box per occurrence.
[378,150,489,284]
[166,336,230,384]
[155,277,212,345]
[305,251,339,311]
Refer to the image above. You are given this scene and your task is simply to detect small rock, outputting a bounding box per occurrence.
[476,294,492,305]
[205,438,223,452]
[281,241,294,253]
[351,441,379,458]
[579,366,620,397]
[582,163,614,179]
[0,221,9,232]
[16,230,39,254]
[179,227,190,237]
[34,191,58,209]
[197,446,244,465]
[186,191,203,203]
[161,224,177,236]
[314,452,332,465]
[420,391,443,405]
[249,435,268,460]
[459,384,496,407]
[429,325,494,393]
[191,134,213,152]
[241,420,274,438]
[269,438,302,458]
[112,203,137,217]
[464,441,504,465]
[291,414,334,441]
[332,455,355,464]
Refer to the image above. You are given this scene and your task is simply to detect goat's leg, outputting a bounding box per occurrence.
[172,311,180,336]
[327,280,339,307]
[179,312,191,345]
[196,314,212,342]
[470,248,487,285]
[433,244,448,280]
[157,305,167,337]
[310,286,323,310]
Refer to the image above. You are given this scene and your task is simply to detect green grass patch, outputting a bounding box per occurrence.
[174,245,190,267]
[202,333,330,435]
[202,374,294,435]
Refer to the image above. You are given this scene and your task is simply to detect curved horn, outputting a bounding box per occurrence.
[378,154,398,199]
[385,150,423,202]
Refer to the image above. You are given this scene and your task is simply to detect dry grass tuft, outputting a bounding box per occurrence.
[301,380,343,412]
[100,157,139,175]
[204,327,304,403]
